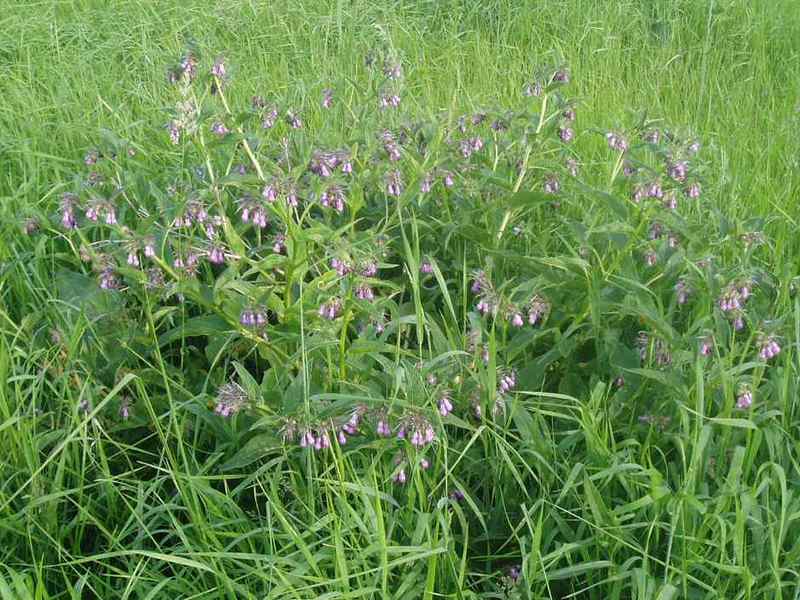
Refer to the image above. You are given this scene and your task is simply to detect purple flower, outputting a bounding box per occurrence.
[606,132,629,152]
[498,370,516,393]
[286,111,303,129]
[321,88,334,108]
[663,191,678,210]
[510,313,524,327]
[178,53,197,82]
[273,233,286,254]
[98,269,120,290]
[211,57,226,79]
[208,246,225,265]
[443,172,455,188]
[700,338,713,356]
[646,181,663,198]
[759,336,781,360]
[386,170,404,197]
[527,295,550,325]
[84,149,99,165]
[126,252,140,267]
[214,382,248,418]
[262,106,278,129]
[320,185,346,213]
[393,469,407,484]
[668,161,688,183]
[685,182,702,198]
[736,389,753,409]
[420,261,434,275]
[643,129,661,144]
[376,418,391,437]
[60,193,79,229]
[558,127,575,143]
[360,261,378,277]
[543,175,560,194]
[355,284,374,301]
[211,121,229,137]
[262,183,279,203]
[438,394,453,417]
[319,297,343,320]
[330,258,351,277]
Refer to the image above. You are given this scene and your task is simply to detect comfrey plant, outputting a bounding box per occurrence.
[41,49,789,490]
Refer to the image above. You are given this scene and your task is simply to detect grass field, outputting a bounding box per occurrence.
[1,1,800,598]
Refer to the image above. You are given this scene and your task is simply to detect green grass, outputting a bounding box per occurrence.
[1,0,800,598]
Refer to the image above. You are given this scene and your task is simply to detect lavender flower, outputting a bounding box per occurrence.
[261,106,279,129]
[168,121,181,144]
[386,170,404,197]
[376,417,391,437]
[759,336,781,361]
[319,297,343,320]
[320,185,346,213]
[543,175,560,194]
[214,382,248,418]
[736,388,753,410]
[438,392,453,417]
[668,161,688,183]
[60,193,79,229]
[646,181,663,198]
[319,88,334,109]
[401,414,436,448]
[393,469,407,484]
[273,233,286,254]
[605,132,629,152]
[211,121,229,137]
[119,398,131,420]
[685,182,701,198]
[528,295,550,325]
[84,149,99,165]
[211,57,226,79]
[420,261,434,274]
[700,337,713,356]
[559,127,575,143]
[498,370,516,393]
[355,284,374,301]
[208,246,226,265]
[643,129,661,144]
[98,268,120,290]
[286,111,303,129]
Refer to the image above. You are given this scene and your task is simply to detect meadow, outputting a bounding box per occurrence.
[1,0,799,598]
